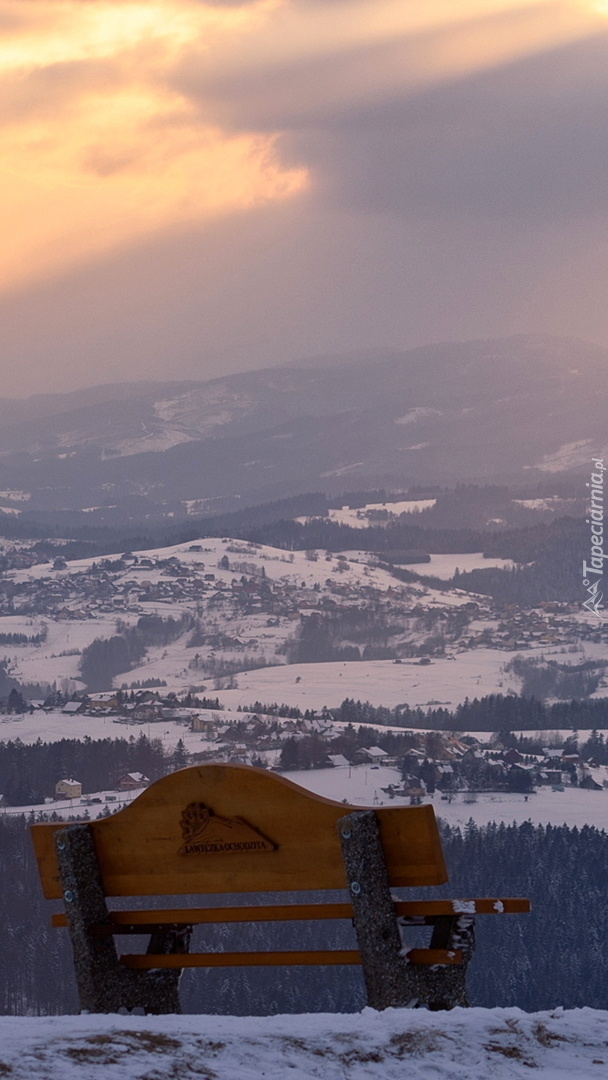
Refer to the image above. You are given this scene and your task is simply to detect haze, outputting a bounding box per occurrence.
[2,0,608,395]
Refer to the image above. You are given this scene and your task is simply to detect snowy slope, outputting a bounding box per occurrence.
[0,1006,606,1079]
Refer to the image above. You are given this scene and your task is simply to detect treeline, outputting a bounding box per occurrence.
[333,693,608,731]
[0,630,46,646]
[0,734,170,806]
[79,614,193,690]
[454,517,586,604]
[1,818,607,1014]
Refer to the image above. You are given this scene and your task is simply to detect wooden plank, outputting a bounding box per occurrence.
[49,897,530,929]
[55,897,530,929]
[397,898,531,916]
[121,947,463,969]
[405,949,463,966]
[120,950,362,969]
[31,764,448,899]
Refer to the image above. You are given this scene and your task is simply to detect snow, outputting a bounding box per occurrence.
[279,763,608,830]
[296,500,437,528]
[533,440,604,473]
[513,498,576,512]
[430,786,608,831]
[414,553,516,579]
[395,407,442,425]
[0,1006,606,1078]
[0,706,238,754]
[216,650,521,712]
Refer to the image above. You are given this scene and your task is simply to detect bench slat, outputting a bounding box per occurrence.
[120,947,463,969]
[121,950,363,968]
[50,897,530,929]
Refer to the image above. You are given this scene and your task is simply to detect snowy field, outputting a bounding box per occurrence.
[0,707,225,753]
[284,764,608,830]
[0,1007,606,1078]
[295,499,438,528]
[327,500,437,526]
[414,553,516,579]
[216,650,522,712]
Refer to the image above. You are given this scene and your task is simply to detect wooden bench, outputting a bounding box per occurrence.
[30,764,530,1014]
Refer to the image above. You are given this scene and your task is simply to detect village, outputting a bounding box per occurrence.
[0,535,607,819]
[0,537,604,695]
[2,684,607,816]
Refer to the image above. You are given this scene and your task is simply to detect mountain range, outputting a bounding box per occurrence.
[0,335,604,526]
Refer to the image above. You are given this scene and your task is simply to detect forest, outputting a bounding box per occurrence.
[0,734,174,806]
[333,693,608,733]
[1,817,606,1016]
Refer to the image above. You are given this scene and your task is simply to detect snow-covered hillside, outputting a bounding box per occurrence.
[0,1006,606,1079]
[0,535,598,713]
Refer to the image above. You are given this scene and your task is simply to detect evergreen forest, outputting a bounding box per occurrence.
[1,817,606,1016]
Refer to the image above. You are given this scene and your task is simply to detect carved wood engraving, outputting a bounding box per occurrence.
[178,802,276,855]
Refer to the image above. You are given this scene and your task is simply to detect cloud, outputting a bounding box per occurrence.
[289,31,608,222]
[2,0,608,393]
[177,1,604,130]
[0,0,306,290]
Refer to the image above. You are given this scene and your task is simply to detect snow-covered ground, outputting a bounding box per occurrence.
[414,553,516,580]
[327,500,438,527]
[0,707,233,752]
[215,650,522,712]
[0,1006,606,1078]
[283,764,608,830]
[295,499,438,528]
[0,535,592,707]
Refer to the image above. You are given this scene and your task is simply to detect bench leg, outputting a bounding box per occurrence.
[337,810,473,1011]
[423,914,475,1010]
[54,824,189,1014]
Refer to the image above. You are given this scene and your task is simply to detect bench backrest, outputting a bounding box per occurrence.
[31,763,447,899]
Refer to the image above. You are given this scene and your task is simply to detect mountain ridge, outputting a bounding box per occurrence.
[0,334,604,524]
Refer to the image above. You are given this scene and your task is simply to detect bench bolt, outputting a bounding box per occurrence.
[64,890,74,903]
[351,881,361,895]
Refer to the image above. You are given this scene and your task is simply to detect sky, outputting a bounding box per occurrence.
[2,0,608,396]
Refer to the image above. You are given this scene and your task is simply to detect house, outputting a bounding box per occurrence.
[133,703,163,722]
[55,778,82,800]
[503,748,524,765]
[355,746,389,764]
[61,701,84,715]
[402,776,427,798]
[88,692,119,710]
[161,708,191,722]
[118,772,150,791]
[326,754,350,768]
[191,714,216,735]
[580,774,602,791]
